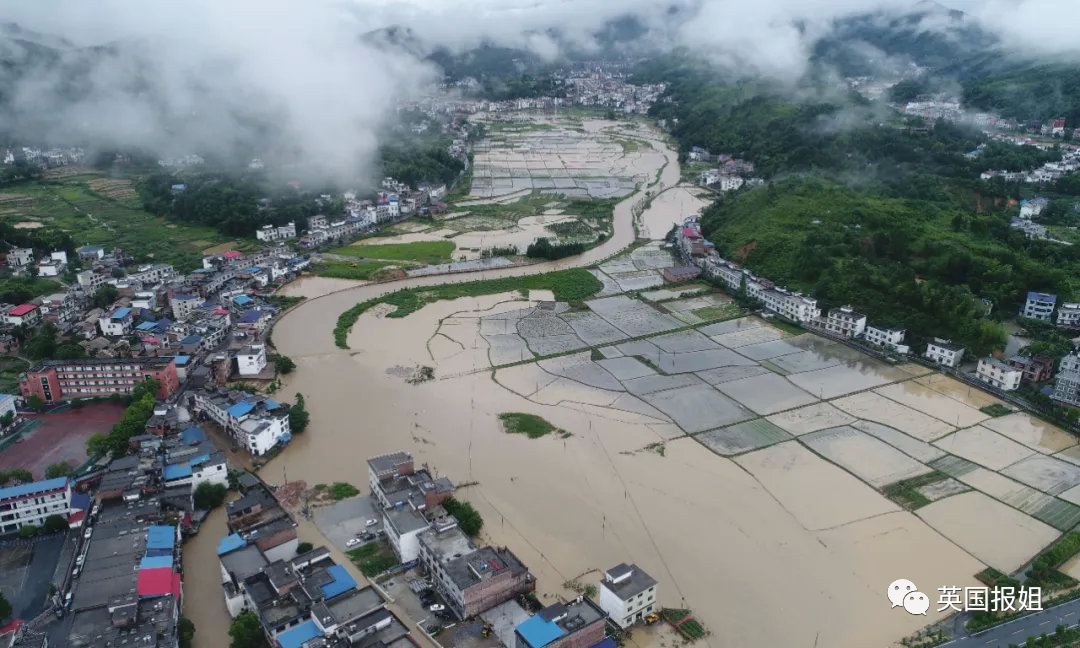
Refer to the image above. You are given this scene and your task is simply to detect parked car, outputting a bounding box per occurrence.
[75,554,85,566]
[84,527,93,540]
[365,519,378,527]
[429,604,445,612]
[346,538,361,548]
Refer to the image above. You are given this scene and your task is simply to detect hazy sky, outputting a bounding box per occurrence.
[1,0,1074,183]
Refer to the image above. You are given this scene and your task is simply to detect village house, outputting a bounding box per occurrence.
[1006,354,1056,383]
[170,293,199,321]
[1053,352,1080,407]
[976,357,1023,391]
[1057,302,1080,328]
[0,477,73,534]
[1021,291,1057,321]
[255,222,297,242]
[824,305,867,338]
[235,343,268,377]
[862,325,909,354]
[193,389,291,456]
[99,306,135,336]
[77,244,105,262]
[5,247,33,267]
[1019,198,1049,219]
[597,563,658,629]
[514,597,608,648]
[4,303,41,328]
[924,338,965,368]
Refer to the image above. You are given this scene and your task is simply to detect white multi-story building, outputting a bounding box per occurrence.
[0,393,16,422]
[716,174,744,191]
[171,293,200,321]
[925,338,965,368]
[1057,302,1080,328]
[193,392,291,456]
[235,344,268,377]
[99,307,134,336]
[1021,291,1057,321]
[6,248,33,267]
[132,291,157,310]
[1053,352,1080,407]
[255,222,297,242]
[760,288,820,323]
[41,292,77,323]
[0,477,72,534]
[976,357,1023,391]
[825,306,867,338]
[384,507,429,562]
[128,263,176,286]
[76,270,108,295]
[598,563,658,629]
[863,325,909,354]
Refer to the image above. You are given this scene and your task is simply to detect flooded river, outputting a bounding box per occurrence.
[183,119,983,648]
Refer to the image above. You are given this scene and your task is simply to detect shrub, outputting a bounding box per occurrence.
[329,482,359,500]
[297,542,314,554]
[194,482,228,509]
[443,497,483,536]
[18,525,39,538]
[42,514,68,534]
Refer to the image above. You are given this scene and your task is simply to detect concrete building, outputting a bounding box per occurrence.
[863,325,909,354]
[0,393,16,422]
[6,247,33,267]
[1053,352,1080,407]
[1057,302,1080,328]
[77,244,105,261]
[5,303,41,328]
[193,390,291,456]
[99,306,135,336]
[824,305,867,338]
[976,357,1023,391]
[1021,291,1057,321]
[924,339,965,368]
[367,452,455,511]
[236,344,268,377]
[597,563,658,629]
[759,288,820,323]
[515,597,607,648]
[19,357,180,403]
[76,269,109,294]
[170,293,199,321]
[1006,355,1055,383]
[384,507,430,562]
[255,222,297,242]
[0,477,72,534]
[419,524,535,618]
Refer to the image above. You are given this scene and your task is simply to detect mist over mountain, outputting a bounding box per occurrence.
[1,0,1078,184]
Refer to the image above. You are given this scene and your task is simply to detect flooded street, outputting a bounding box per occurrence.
[182,506,233,648]
[637,185,712,240]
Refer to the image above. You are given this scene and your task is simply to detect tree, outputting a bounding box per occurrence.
[92,284,119,309]
[45,461,74,479]
[19,525,39,538]
[23,322,58,360]
[297,542,313,554]
[288,393,309,434]
[0,468,32,485]
[0,591,10,622]
[194,482,228,510]
[0,411,13,427]
[42,514,68,534]
[229,611,266,648]
[87,433,110,457]
[273,354,296,374]
[178,616,196,648]
[27,394,44,411]
[442,497,483,536]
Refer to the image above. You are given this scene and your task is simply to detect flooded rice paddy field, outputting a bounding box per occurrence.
[236,114,1080,648]
[264,265,1080,647]
[468,118,659,200]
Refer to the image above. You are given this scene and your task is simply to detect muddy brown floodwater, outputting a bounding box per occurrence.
[183,120,985,648]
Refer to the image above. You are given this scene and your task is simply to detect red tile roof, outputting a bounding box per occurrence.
[9,304,37,316]
[137,568,175,597]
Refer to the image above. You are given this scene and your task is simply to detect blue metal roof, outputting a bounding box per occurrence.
[181,426,206,445]
[140,555,173,570]
[320,564,358,600]
[263,398,281,410]
[217,533,246,556]
[173,293,196,301]
[277,621,324,648]
[0,477,67,501]
[233,295,253,305]
[179,335,203,345]
[189,453,211,467]
[146,525,176,550]
[70,492,91,511]
[136,321,157,331]
[162,463,192,480]
[172,354,191,365]
[239,310,262,323]
[227,401,255,418]
[1027,291,1057,302]
[516,616,565,648]
[112,307,132,319]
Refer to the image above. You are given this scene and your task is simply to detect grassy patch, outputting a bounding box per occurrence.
[690,304,742,322]
[768,319,804,336]
[0,356,29,394]
[346,542,397,576]
[498,412,563,439]
[975,567,1005,586]
[317,260,397,281]
[0,176,249,271]
[615,139,640,153]
[883,471,948,510]
[662,608,707,641]
[979,403,1012,417]
[645,441,666,457]
[328,482,359,500]
[334,268,602,347]
[265,295,305,310]
[329,240,455,265]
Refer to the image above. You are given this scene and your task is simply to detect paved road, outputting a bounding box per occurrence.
[942,599,1080,647]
